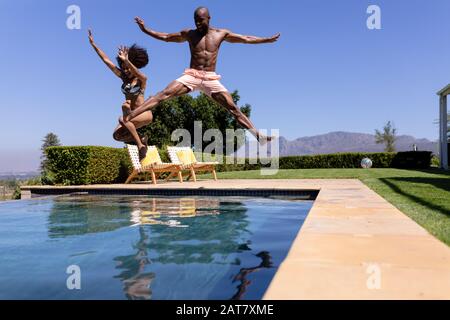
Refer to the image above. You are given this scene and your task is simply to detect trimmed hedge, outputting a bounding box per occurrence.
[216,152,431,171]
[215,152,397,171]
[45,147,431,185]
[392,151,432,169]
[46,146,132,185]
[279,152,397,169]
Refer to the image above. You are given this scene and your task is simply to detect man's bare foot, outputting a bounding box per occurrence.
[257,134,274,145]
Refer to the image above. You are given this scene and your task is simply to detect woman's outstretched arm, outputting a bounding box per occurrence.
[88,29,122,78]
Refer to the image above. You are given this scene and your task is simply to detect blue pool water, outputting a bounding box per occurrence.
[0,195,312,300]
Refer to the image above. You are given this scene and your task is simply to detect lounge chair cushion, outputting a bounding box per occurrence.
[176,149,197,165]
[141,148,161,167]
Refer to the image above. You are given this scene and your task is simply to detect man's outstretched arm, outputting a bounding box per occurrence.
[135,17,188,43]
[224,30,280,44]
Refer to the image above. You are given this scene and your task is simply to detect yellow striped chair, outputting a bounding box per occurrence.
[125,145,183,185]
[167,146,218,182]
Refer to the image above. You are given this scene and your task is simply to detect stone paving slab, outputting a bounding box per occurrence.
[262,180,450,300]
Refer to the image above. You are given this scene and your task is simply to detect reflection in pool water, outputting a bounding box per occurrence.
[0,195,312,300]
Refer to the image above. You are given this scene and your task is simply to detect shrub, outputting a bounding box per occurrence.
[211,152,397,172]
[391,151,432,169]
[46,146,132,185]
[12,186,21,200]
[277,152,397,169]
[431,155,440,167]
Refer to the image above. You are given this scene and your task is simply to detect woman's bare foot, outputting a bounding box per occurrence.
[141,135,148,146]
[139,145,148,161]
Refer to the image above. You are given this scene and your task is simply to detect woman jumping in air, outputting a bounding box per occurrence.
[88,29,151,160]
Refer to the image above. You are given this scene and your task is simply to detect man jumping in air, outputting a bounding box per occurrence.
[124,7,280,143]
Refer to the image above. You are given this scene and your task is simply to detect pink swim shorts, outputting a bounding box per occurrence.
[176,68,228,96]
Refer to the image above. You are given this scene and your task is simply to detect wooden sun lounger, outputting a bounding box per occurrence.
[125,145,183,185]
[167,146,218,182]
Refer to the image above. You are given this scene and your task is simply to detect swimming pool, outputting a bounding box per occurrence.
[0,195,312,300]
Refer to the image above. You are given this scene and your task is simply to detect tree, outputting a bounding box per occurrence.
[375,121,397,152]
[138,90,251,155]
[40,133,61,184]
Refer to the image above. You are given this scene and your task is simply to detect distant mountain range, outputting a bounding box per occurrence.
[0,171,40,180]
[236,131,438,157]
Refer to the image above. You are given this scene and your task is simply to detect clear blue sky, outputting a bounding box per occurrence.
[1,0,450,172]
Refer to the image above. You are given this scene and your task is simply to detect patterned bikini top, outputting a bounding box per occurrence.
[121,82,144,96]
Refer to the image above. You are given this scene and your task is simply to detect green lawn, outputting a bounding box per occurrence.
[214,168,450,246]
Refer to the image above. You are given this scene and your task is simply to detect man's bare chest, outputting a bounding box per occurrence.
[189,33,223,52]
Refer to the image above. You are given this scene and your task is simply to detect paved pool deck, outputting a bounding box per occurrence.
[21,179,450,299]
